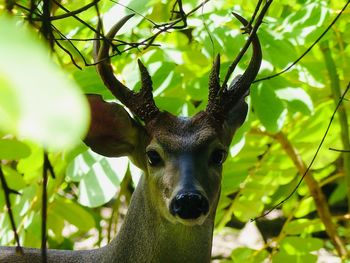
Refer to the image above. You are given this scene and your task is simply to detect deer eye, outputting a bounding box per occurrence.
[146,150,162,166]
[210,149,227,166]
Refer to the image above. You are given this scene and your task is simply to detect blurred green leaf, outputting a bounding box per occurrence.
[294,197,316,218]
[273,250,317,263]
[284,219,324,235]
[231,247,268,263]
[281,236,323,253]
[0,15,89,151]
[2,165,26,191]
[329,181,347,205]
[0,139,31,160]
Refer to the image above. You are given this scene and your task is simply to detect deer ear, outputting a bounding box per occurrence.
[84,95,147,159]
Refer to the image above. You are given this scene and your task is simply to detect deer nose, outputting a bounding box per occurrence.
[170,191,209,219]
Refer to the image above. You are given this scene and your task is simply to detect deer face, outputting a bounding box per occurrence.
[144,112,226,225]
[85,14,260,226]
[85,99,248,225]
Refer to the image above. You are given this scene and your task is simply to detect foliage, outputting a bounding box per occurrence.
[1,0,350,262]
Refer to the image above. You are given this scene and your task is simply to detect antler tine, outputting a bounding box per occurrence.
[95,15,134,106]
[94,14,159,122]
[206,13,262,122]
[208,54,221,102]
[136,59,160,120]
[230,12,262,88]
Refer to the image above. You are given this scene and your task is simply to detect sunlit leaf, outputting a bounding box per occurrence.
[251,84,287,133]
[276,87,314,115]
[280,236,323,253]
[0,15,89,151]
[284,219,325,235]
[76,152,129,207]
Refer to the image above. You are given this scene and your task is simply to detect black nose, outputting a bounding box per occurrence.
[170,191,209,219]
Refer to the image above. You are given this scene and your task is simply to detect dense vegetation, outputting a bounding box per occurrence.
[0,0,350,262]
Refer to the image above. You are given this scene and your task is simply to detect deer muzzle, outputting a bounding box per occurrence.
[169,190,209,220]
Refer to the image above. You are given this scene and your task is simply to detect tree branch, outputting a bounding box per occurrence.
[252,129,348,258]
[0,165,23,255]
[274,132,348,258]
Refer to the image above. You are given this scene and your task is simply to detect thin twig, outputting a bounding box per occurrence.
[329,148,350,153]
[31,0,101,21]
[94,0,212,64]
[248,0,263,28]
[52,25,84,69]
[111,0,157,26]
[41,0,54,48]
[41,153,50,263]
[51,0,102,41]
[0,165,23,254]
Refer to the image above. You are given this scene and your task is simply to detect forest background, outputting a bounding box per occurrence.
[0,0,350,262]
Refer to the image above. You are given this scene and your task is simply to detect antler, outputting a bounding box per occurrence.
[94,14,160,122]
[206,13,262,122]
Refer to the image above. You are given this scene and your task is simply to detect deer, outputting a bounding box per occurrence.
[0,12,261,263]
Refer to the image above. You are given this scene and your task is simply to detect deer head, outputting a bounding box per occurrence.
[85,14,261,226]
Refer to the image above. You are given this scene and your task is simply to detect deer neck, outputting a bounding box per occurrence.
[104,175,216,263]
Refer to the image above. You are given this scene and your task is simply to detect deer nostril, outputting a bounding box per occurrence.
[170,192,209,220]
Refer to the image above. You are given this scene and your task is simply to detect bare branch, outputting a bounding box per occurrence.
[0,165,23,255]
[329,148,350,153]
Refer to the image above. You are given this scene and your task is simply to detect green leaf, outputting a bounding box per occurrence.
[73,67,110,97]
[231,247,268,263]
[66,150,102,182]
[0,139,31,160]
[17,143,44,183]
[273,250,317,263]
[0,15,89,151]
[73,150,129,207]
[276,87,314,115]
[294,197,316,217]
[260,31,297,69]
[280,236,323,253]
[23,212,41,247]
[233,194,264,221]
[50,196,95,231]
[329,182,347,205]
[47,209,65,243]
[284,219,325,235]
[251,84,287,133]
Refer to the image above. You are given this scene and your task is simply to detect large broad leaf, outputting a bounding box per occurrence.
[50,196,95,232]
[251,84,287,133]
[276,87,314,115]
[67,150,129,207]
[0,15,89,151]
